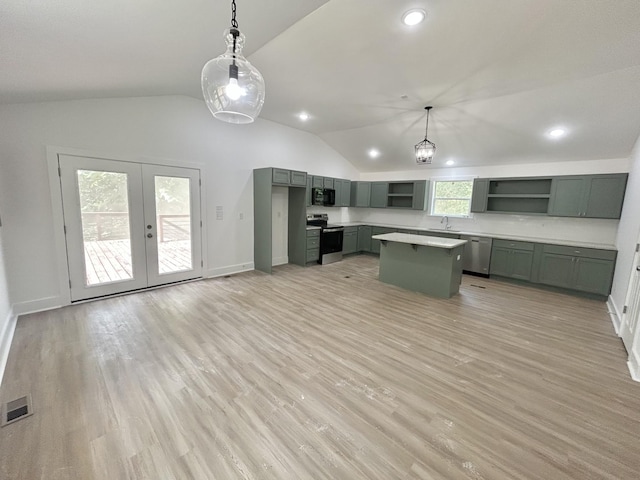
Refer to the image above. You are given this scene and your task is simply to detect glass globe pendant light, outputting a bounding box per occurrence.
[415,106,436,164]
[201,0,265,124]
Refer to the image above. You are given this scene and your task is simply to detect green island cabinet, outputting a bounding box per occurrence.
[342,226,359,255]
[357,225,372,252]
[371,227,396,254]
[537,244,616,295]
[547,174,627,219]
[306,229,320,263]
[489,239,535,281]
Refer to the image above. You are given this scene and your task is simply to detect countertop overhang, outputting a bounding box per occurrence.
[372,232,467,249]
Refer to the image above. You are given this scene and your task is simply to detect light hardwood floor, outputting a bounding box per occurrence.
[0,255,638,479]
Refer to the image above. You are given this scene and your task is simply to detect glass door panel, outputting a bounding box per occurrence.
[154,176,193,274]
[59,155,147,301]
[142,164,202,287]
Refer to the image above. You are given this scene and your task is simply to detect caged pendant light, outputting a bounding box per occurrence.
[201,0,265,124]
[415,106,436,164]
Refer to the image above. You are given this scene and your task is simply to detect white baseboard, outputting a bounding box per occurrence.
[607,296,621,336]
[206,262,255,279]
[12,295,63,316]
[0,308,17,389]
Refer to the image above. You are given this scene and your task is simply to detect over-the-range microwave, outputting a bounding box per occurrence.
[311,187,335,206]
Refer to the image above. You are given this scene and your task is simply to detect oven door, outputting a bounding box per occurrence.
[319,227,343,264]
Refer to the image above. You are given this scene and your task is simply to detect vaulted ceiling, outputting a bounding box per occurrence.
[2,0,640,171]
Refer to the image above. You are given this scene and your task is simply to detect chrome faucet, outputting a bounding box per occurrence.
[441,216,451,230]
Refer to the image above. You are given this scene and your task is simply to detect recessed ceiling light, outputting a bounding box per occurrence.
[298,112,309,121]
[548,128,566,138]
[402,9,426,26]
[368,149,380,158]
[446,160,455,166]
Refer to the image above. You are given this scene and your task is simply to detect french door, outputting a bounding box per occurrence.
[59,155,202,301]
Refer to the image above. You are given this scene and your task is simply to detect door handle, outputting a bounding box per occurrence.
[147,233,153,238]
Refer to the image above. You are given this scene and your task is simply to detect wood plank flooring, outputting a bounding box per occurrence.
[0,255,638,479]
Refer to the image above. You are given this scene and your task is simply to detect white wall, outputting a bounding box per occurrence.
[0,95,359,310]
[0,226,11,336]
[356,159,630,246]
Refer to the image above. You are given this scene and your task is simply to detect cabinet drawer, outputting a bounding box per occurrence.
[306,229,320,238]
[306,236,320,249]
[290,170,307,186]
[492,239,535,251]
[306,248,319,262]
[272,168,290,185]
[344,226,358,234]
[542,244,617,261]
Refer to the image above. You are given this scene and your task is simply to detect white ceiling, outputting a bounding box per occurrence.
[2,0,640,172]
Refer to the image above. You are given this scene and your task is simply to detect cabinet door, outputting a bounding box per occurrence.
[489,247,512,277]
[312,176,324,188]
[272,168,291,185]
[573,257,615,295]
[306,176,312,207]
[343,231,358,255]
[333,179,342,207]
[584,175,627,219]
[353,182,371,207]
[323,177,334,189]
[290,170,307,186]
[412,180,428,210]
[370,182,389,208]
[511,250,534,281]
[341,180,352,207]
[538,253,575,289]
[470,179,489,213]
[358,226,372,252]
[548,177,584,217]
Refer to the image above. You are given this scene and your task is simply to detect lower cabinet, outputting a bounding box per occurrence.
[371,227,395,254]
[358,226,372,252]
[343,227,358,255]
[538,244,616,295]
[490,240,534,281]
[306,229,320,263]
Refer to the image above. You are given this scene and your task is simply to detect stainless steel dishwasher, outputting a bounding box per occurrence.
[460,235,493,276]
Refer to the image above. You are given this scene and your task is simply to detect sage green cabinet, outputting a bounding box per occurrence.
[333,179,351,207]
[548,174,627,219]
[358,225,372,252]
[343,227,358,255]
[323,177,334,189]
[470,179,489,213]
[538,244,616,295]
[490,240,534,281]
[272,168,307,187]
[371,227,395,254]
[351,182,371,207]
[312,176,324,188]
[306,176,312,207]
[370,182,389,208]
[385,181,429,210]
[306,229,320,263]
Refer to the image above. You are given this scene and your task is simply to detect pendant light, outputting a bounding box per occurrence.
[415,106,436,164]
[201,0,265,124]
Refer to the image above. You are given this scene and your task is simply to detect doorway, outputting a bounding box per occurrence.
[620,232,640,351]
[59,155,202,301]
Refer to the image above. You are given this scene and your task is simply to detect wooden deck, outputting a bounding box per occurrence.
[84,239,192,285]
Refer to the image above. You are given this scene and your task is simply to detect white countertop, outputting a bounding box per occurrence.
[340,222,616,251]
[372,232,468,249]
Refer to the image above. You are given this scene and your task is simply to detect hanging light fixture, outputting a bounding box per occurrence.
[201,0,265,124]
[415,106,436,164]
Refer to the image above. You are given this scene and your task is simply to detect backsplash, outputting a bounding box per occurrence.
[350,209,618,246]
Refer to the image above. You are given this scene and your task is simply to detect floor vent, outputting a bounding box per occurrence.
[1,395,33,427]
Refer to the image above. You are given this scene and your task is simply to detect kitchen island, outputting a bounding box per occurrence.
[372,233,467,298]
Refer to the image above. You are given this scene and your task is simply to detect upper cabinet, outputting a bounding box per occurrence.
[548,174,627,219]
[351,180,429,210]
[333,178,352,207]
[271,168,307,187]
[471,173,627,219]
[351,181,371,207]
[370,182,389,208]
